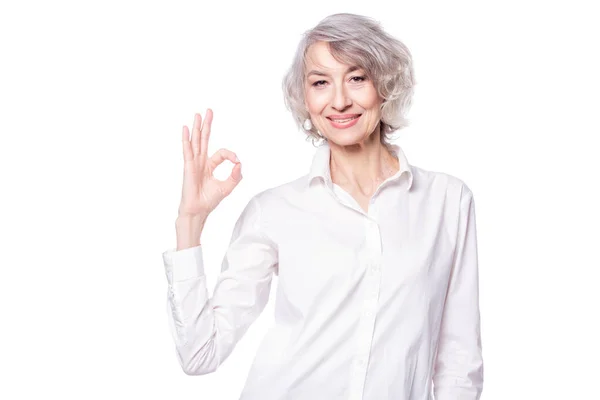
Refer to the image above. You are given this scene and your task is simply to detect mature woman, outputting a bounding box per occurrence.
[162,13,483,400]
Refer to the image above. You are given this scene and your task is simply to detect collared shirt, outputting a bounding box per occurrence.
[162,141,484,400]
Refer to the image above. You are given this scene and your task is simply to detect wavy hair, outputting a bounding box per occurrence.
[282,13,416,148]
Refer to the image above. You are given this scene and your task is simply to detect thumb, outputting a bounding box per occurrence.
[221,162,243,195]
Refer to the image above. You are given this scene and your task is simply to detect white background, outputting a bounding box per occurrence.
[1,0,598,399]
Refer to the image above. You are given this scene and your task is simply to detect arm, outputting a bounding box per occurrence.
[162,195,277,375]
[433,184,484,399]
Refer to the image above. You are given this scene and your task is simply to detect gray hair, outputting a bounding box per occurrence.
[282,13,416,148]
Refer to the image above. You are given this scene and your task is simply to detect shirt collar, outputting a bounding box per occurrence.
[306,141,414,191]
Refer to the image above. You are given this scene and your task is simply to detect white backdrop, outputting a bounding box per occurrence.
[1,0,598,399]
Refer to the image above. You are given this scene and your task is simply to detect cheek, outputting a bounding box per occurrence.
[305,91,329,113]
[365,98,383,120]
[360,89,381,109]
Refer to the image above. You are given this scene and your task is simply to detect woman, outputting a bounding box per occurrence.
[162,13,483,400]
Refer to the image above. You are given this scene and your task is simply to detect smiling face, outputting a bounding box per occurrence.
[304,41,383,147]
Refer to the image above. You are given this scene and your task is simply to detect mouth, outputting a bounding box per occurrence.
[327,114,362,128]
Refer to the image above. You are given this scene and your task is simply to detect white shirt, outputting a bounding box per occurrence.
[162,141,483,400]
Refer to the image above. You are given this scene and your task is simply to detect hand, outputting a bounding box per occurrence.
[177,109,242,219]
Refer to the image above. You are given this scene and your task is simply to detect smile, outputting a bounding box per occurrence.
[327,115,361,129]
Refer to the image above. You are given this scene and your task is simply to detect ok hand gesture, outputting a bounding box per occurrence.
[177,109,243,219]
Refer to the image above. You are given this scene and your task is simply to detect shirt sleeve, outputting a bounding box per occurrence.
[161,195,278,375]
[433,184,484,399]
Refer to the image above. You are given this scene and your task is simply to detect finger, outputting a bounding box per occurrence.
[191,113,202,156]
[219,162,243,196]
[198,108,213,165]
[208,148,240,170]
[230,162,242,181]
[182,125,193,163]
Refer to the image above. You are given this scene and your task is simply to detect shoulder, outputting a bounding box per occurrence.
[251,174,309,202]
[240,174,308,240]
[411,164,474,199]
[245,173,309,218]
[409,165,476,234]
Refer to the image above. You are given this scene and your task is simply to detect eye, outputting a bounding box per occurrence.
[312,80,327,87]
[350,75,366,83]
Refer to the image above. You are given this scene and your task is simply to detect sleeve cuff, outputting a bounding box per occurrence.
[162,245,205,282]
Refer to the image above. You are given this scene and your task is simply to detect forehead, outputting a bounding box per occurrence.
[304,41,355,73]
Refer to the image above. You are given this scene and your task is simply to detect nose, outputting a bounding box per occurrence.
[331,84,352,111]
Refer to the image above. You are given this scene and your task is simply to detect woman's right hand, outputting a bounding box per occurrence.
[177,109,243,220]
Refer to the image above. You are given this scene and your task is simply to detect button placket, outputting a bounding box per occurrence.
[349,221,384,400]
[347,213,385,399]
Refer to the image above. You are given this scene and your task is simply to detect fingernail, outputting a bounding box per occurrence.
[235,155,240,162]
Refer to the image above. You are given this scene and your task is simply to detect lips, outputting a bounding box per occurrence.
[327,114,362,129]
[327,114,361,122]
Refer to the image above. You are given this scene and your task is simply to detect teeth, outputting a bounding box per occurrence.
[331,116,359,123]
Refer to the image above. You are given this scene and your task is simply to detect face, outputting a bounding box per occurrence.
[303,41,382,147]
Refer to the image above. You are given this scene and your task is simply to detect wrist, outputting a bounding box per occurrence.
[176,213,208,226]
[175,215,207,250]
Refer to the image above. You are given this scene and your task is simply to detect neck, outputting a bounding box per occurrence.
[328,127,399,196]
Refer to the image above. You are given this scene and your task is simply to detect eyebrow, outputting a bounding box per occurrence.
[306,65,361,78]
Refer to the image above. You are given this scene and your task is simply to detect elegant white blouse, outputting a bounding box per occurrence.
[162,142,483,400]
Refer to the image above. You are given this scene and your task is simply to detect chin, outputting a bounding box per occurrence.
[326,136,366,149]
[325,128,372,146]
